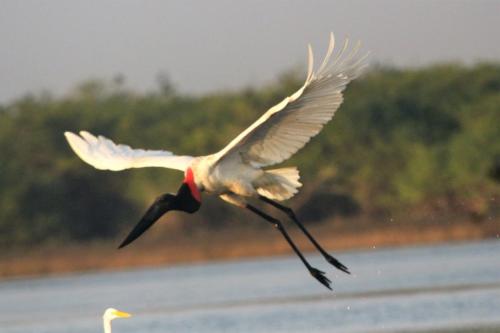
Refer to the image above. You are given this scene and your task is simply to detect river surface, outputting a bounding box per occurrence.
[1,240,499,333]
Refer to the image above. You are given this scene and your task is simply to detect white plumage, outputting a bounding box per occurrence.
[65,33,368,289]
[215,35,367,169]
[65,33,367,205]
[64,131,193,171]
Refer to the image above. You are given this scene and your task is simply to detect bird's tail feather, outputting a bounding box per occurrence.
[256,167,302,201]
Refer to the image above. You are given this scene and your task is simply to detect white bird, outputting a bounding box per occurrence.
[65,33,368,290]
[102,308,131,333]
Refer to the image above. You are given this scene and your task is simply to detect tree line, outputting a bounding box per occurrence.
[1,63,499,248]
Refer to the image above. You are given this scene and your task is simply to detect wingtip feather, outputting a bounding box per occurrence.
[306,44,314,82]
[318,32,336,75]
[64,131,75,142]
[64,131,97,167]
[79,130,98,144]
[64,131,86,152]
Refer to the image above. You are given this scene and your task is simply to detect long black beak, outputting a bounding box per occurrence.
[118,193,176,249]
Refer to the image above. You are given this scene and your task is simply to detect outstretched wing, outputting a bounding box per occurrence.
[64,131,194,171]
[215,33,369,168]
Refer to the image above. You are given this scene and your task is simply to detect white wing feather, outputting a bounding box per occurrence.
[64,131,194,171]
[215,33,369,168]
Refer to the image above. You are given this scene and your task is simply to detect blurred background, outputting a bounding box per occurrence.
[0,1,499,332]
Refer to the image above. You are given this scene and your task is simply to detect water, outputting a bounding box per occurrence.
[1,240,499,333]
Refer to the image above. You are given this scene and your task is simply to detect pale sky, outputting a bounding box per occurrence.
[1,0,499,103]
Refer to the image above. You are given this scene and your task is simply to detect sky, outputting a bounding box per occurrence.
[1,0,499,103]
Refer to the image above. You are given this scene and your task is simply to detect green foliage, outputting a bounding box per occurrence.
[0,63,499,248]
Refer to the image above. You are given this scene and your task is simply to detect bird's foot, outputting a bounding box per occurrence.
[309,267,332,290]
[324,254,350,274]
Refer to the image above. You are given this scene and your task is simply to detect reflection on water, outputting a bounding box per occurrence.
[0,240,499,332]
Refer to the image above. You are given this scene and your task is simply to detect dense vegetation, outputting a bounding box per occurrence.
[1,63,499,249]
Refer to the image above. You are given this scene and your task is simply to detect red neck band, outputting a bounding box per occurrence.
[183,168,201,202]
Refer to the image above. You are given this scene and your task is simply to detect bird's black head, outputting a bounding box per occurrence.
[118,169,202,249]
[176,182,201,213]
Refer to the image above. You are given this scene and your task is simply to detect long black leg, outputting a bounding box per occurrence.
[259,195,350,274]
[246,204,332,290]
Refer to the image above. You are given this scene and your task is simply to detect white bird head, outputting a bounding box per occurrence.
[103,308,132,321]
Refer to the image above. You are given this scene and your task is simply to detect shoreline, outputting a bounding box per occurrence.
[1,218,498,281]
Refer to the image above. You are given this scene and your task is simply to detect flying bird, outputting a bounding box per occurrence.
[102,308,131,333]
[65,33,368,290]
